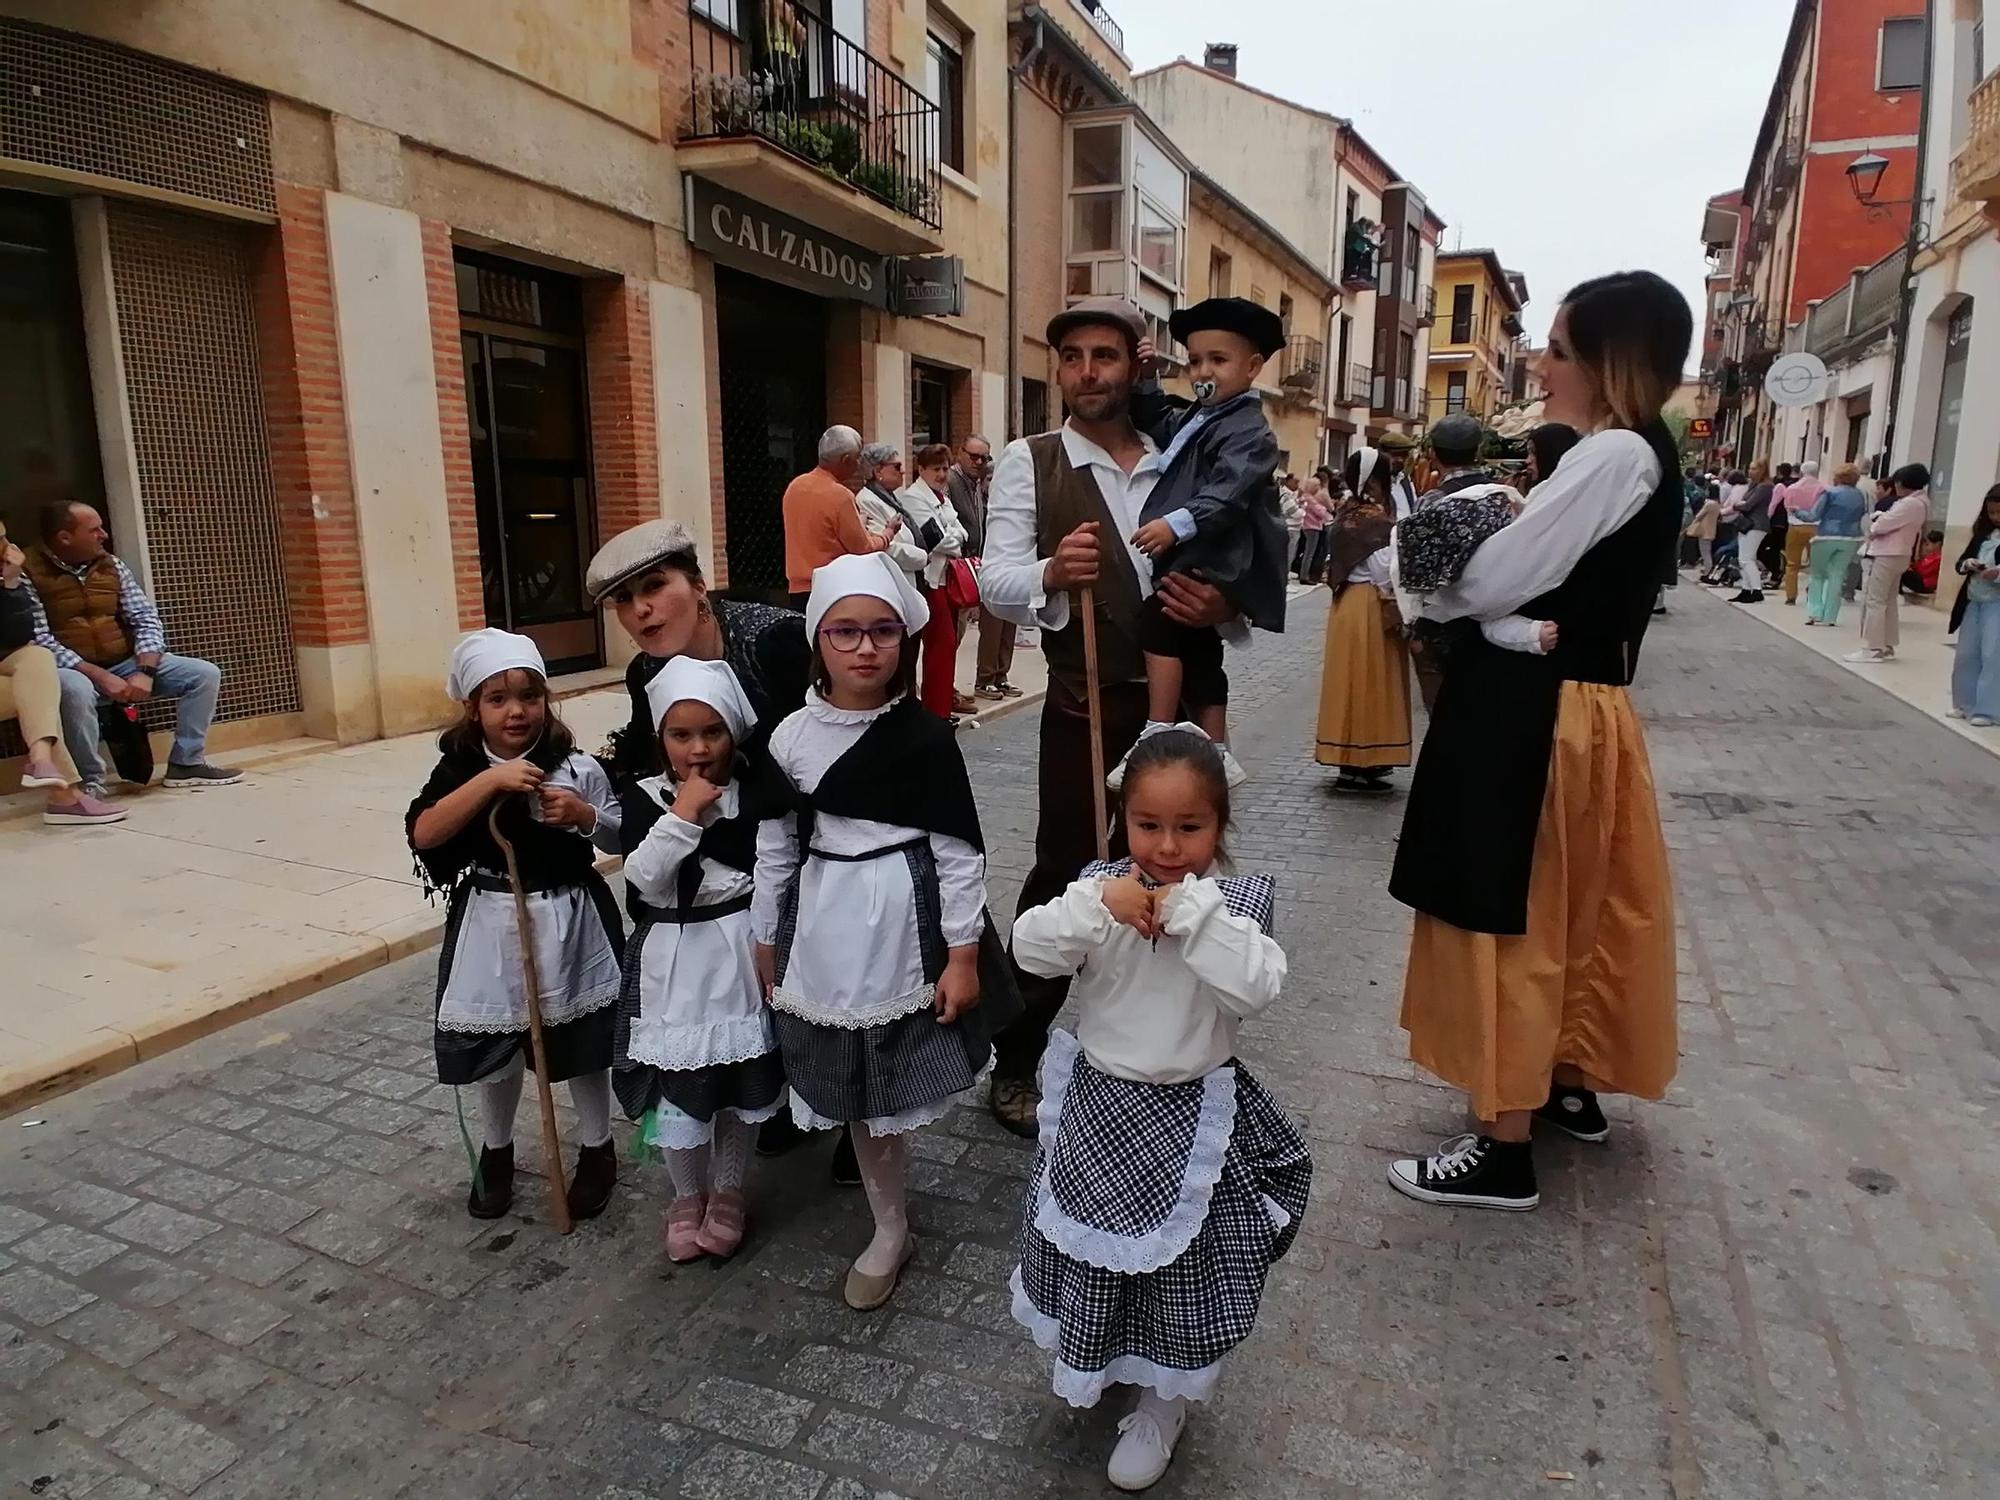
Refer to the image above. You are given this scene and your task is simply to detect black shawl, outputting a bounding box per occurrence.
[754,698,984,852]
[1949,529,1997,635]
[404,736,598,897]
[619,768,762,918]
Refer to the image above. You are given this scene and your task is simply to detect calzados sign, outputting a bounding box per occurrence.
[686,179,889,308]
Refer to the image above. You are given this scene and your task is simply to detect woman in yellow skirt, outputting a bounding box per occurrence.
[1383,271,1691,1212]
[1313,448,1412,794]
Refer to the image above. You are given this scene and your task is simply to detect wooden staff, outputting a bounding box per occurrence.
[487,802,574,1235]
[1079,585,1110,863]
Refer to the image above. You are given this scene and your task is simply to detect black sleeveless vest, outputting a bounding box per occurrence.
[1387,421,1681,936]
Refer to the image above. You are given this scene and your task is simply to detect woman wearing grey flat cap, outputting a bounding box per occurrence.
[586,520,851,1175]
[586,520,814,786]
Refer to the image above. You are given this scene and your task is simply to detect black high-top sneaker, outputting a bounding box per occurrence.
[1534,1085,1610,1142]
[1386,1134,1539,1211]
[467,1144,515,1219]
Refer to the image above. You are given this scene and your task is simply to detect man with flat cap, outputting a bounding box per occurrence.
[978,296,1241,1135]
[1378,431,1420,520]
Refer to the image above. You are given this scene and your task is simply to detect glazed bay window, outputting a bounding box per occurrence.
[1063,113,1187,324]
[924,15,966,175]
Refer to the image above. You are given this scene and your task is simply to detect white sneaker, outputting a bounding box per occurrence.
[1948,707,1967,718]
[1843,648,1887,663]
[1971,716,1996,728]
[1216,747,1249,789]
[1107,1394,1186,1492]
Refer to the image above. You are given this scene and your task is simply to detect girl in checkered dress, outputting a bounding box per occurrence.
[750,554,1020,1313]
[1009,729,1312,1493]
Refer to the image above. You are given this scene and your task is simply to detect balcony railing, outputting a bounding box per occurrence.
[1072,0,1124,55]
[1277,334,1323,399]
[1954,67,2000,205]
[1341,237,1379,291]
[683,1,941,229]
[1344,362,1372,406]
[1799,245,1908,359]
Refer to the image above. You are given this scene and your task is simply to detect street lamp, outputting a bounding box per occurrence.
[1845,151,1891,205]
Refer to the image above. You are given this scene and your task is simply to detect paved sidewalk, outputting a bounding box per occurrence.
[0,629,1046,1117]
[1683,565,1998,759]
[3,591,1998,1498]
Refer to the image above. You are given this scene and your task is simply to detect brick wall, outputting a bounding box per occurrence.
[582,276,661,548]
[250,182,366,651]
[419,220,485,631]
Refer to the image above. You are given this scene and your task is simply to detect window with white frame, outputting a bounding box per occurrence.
[1063,114,1187,326]
[1879,16,1925,90]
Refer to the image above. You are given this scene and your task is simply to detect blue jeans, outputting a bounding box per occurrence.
[1952,597,2000,720]
[57,653,222,784]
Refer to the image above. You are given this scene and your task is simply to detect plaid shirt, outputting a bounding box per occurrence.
[24,554,166,670]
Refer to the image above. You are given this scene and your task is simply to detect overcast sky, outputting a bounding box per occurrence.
[1124,0,1795,356]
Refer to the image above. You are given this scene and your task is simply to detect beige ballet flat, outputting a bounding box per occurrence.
[842,1238,917,1311]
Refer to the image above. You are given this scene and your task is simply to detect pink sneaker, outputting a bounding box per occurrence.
[664,1194,707,1263]
[695,1189,747,1260]
[20,754,67,790]
[44,793,127,827]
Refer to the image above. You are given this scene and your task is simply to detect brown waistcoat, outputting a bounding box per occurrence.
[24,548,133,668]
[1028,432,1146,696]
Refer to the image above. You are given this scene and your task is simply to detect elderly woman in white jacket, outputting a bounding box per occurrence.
[891,443,972,718]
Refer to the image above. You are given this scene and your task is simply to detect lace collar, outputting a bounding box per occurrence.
[803,688,905,726]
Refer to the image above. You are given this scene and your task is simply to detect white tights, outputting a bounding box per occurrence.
[661,1113,757,1200]
[477,1057,613,1150]
[848,1122,910,1276]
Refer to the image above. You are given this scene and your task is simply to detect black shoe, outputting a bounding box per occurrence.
[830,1126,861,1187]
[1730,590,1764,604]
[162,761,244,788]
[566,1141,618,1221]
[1386,1134,1539,1211]
[1534,1085,1610,1143]
[756,1113,810,1158]
[467,1144,515,1219]
[1332,772,1394,796]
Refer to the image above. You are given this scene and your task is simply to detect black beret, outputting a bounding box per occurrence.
[1168,297,1286,358]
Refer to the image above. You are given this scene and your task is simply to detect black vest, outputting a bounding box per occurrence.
[1388,421,1680,936]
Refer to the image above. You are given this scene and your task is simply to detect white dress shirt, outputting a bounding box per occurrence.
[1012,871,1287,1086]
[981,423,1164,635]
[1418,429,1662,625]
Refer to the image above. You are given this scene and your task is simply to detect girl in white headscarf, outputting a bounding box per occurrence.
[407,629,626,1224]
[613,657,783,1264]
[751,553,1020,1312]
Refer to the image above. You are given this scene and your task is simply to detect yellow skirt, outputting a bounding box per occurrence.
[1313,585,1412,768]
[1400,682,1677,1119]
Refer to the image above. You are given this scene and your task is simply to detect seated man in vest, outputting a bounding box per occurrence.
[26,501,241,792]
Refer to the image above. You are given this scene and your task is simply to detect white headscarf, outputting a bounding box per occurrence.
[446,628,545,702]
[1350,446,1383,500]
[644,656,756,742]
[804,550,930,640]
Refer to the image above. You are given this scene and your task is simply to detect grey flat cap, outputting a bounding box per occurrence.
[585,519,700,605]
[1046,296,1145,355]
[1429,413,1485,459]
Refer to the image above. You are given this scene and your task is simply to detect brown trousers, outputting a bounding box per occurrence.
[975,608,1016,685]
[992,676,1148,1081]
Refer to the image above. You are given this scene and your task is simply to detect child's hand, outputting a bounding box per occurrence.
[486,759,546,796]
[671,774,725,823]
[934,947,981,1023]
[754,942,776,1001]
[1100,874,1160,939]
[1537,620,1560,653]
[1135,336,1159,378]
[1132,519,1178,557]
[537,784,596,831]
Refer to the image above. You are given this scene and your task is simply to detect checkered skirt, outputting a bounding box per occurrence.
[1012,1029,1311,1408]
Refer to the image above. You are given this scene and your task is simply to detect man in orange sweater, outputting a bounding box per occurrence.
[782,425,896,608]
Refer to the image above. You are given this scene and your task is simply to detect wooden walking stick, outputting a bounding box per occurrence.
[487,803,574,1235]
[1079,585,1111,863]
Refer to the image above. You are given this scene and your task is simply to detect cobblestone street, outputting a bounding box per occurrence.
[4,588,1999,1500]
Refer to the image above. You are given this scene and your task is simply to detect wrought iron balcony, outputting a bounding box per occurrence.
[682,0,941,233]
[1277,334,1324,399]
[1073,0,1124,54]
[1340,245,1378,291]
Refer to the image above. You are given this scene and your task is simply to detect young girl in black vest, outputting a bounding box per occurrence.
[613,656,783,1263]
[406,629,624,1222]
[1010,730,1311,1493]
[751,552,1019,1311]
